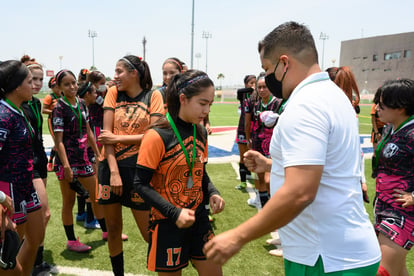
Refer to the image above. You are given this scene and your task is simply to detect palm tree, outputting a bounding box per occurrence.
[217,73,225,89]
[217,73,225,101]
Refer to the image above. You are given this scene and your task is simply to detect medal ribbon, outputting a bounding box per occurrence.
[63,96,82,134]
[166,112,196,185]
[28,99,41,131]
[5,98,34,138]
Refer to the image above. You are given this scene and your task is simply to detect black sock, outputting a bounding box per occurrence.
[48,150,55,163]
[259,191,269,207]
[239,163,247,182]
[110,252,124,276]
[77,195,86,215]
[64,224,76,241]
[86,202,94,223]
[34,246,44,266]
[98,218,107,232]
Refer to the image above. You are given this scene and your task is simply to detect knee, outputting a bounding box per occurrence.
[105,220,122,233]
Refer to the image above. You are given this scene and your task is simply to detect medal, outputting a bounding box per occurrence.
[187,176,193,188]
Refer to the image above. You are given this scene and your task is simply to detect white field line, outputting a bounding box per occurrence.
[56,265,148,276]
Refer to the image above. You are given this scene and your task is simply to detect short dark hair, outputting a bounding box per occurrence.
[87,70,105,84]
[258,21,318,65]
[380,79,414,115]
[0,60,29,98]
[119,55,153,90]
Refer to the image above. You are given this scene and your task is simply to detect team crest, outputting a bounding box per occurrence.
[383,143,399,158]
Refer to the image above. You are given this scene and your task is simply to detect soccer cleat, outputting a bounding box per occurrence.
[66,238,91,253]
[235,182,247,190]
[266,238,281,245]
[247,196,261,209]
[102,232,128,241]
[268,248,283,257]
[76,212,86,222]
[32,261,59,275]
[84,219,101,229]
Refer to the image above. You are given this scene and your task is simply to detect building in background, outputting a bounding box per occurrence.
[340,32,414,94]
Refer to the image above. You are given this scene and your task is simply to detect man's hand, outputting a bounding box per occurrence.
[243,150,270,173]
[204,229,243,265]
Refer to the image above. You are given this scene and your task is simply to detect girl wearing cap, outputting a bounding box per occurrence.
[97,55,164,275]
[0,60,44,276]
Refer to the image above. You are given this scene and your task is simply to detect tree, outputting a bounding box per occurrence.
[217,73,225,90]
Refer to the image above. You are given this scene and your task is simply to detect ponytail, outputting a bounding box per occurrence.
[120,55,153,90]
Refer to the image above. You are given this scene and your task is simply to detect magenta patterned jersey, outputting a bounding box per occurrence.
[376,122,414,217]
[246,97,281,156]
[0,100,33,186]
[52,98,91,167]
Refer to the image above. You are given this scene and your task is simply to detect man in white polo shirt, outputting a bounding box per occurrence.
[204,21,381,275]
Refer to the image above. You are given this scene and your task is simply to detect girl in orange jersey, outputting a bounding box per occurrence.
[133,70,225,275]
[98,55,164,276]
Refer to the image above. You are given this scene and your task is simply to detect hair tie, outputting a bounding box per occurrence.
[137,56,143,61]
[26,63,42,69]
[165,59,183,72]
[178,75,209,92]
[121,57,138,71]
[78,82,92,97]
[56,69,69,82]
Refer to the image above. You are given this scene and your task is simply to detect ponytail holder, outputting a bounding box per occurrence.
[78,82,92,97]
[177,75,209,92]
[137,56,143,61]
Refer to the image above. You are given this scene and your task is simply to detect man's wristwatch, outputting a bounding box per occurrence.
[411,191,414,198]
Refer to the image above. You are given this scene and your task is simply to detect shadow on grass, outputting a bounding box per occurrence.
[59,239,106,260]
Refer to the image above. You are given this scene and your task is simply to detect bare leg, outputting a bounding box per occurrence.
[78,175,104,220]
[102,203,123,256]
[131,209,149,243]
[192,259,222,276]
[16,209,45,276]
[377,233,408,276]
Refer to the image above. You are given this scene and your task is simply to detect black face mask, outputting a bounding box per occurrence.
[265,60,287,99]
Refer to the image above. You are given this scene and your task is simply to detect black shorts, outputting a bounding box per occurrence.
[97,160,149,210]
[147,215,214,272]
[0,180,41,225]
[33,153,48,179]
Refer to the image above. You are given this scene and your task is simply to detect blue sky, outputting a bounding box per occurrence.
[1,0,412,86]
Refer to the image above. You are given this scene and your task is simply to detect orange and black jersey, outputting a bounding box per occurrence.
[103,86,164,167]
[133,118,219,223]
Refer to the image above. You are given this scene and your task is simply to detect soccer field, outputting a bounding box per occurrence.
[38,98,413,275]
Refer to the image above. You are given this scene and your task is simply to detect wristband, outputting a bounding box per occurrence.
[0,191,6,203]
